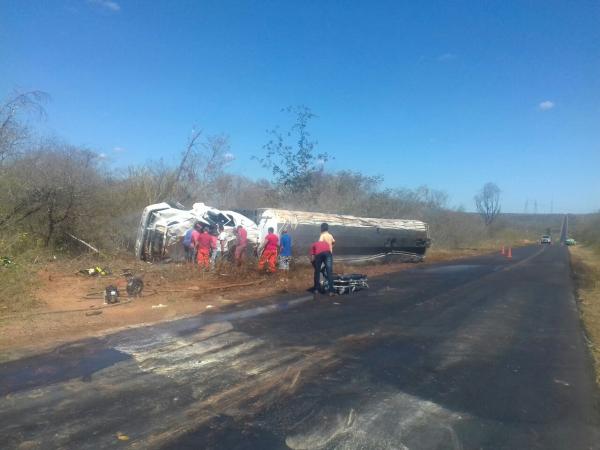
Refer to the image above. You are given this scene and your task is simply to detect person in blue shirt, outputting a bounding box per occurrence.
[278,229,293,271]
[182,224,196,263]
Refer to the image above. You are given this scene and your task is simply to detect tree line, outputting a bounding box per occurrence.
[1,91,514,257]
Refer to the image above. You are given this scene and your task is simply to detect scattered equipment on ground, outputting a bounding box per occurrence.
[126,277,144,297]
[80,266,112,276]
[104,285,120,304]
[322,273,369,295]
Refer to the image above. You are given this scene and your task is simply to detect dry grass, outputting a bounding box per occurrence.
[570,246,600,384]
[427,247,493,263]
[0,265,36,313]
[0,253,41,314]
[426,239,533,264]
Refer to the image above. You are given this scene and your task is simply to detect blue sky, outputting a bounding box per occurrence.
[2,0,599,213]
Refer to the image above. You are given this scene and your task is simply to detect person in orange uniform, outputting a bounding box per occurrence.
[258,227,279,273]
[193,226,214,270]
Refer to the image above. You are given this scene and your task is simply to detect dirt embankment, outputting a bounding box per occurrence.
[0,247,498,361]
[570,246,600,384]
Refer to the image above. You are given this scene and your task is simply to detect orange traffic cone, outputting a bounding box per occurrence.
[507,247,512,259]
[501,245,505,255]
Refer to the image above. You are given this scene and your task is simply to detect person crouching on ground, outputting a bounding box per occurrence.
[311,239,335,297]
[278,229,292,271]
[194,226,214,270]
[258,227,279,273]
[234,225,248,266]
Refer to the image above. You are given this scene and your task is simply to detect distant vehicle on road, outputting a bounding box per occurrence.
[565,238,577,246]
[540,235,552,244]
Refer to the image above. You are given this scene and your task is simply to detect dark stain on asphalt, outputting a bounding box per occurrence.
[0,341,130,395]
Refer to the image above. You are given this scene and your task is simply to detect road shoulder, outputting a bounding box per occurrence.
[569,246,600,384]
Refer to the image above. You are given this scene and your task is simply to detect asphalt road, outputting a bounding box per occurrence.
[1,245,599,449]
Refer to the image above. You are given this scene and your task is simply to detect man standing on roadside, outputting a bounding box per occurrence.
[234,225,248,266]
[193,226,214,270]
[182,223,196,263]
[258,227,279,273]
[213,224,229,267]
[318,222,335,294]
[310,239,334,297]
[189,222,202,263]
[319,222,335,252]
[209,225,219,270]
[279,229,292,271]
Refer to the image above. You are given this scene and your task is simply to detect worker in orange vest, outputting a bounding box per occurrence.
[258,227,279,273]
[193,226,214,270]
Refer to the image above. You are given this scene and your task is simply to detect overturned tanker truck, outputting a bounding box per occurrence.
[134,202,259,262]
[135,203,431,263]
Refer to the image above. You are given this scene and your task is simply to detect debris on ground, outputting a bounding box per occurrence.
[151,304,167,309]
[1,256,14,267]
[116,432,129,441]
[322,272,369,295]
[104,285,120,304]
[79,267,112,277]
[126,276,144,297]
[65,233,100,253]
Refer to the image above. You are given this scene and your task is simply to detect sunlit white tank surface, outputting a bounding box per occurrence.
[254,208,430,263]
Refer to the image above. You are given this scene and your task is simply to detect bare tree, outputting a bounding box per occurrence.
[475,182,501,226]
[0,141,102,246]
[167,129,203,198]
[160,130,234,204]
[0,90,49,163]
[257,106,330,194]
[124,161,175,205]
[184,134,233,187]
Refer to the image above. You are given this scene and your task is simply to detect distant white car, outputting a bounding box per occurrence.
[540,235,552,244]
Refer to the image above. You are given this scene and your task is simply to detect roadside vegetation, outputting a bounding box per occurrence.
[571,213,600,253]
[0,255,38,315]
[0,90,563,316]
[570,213,600,383]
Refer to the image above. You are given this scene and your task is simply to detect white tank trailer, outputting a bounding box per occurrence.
[135,203,430,263]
